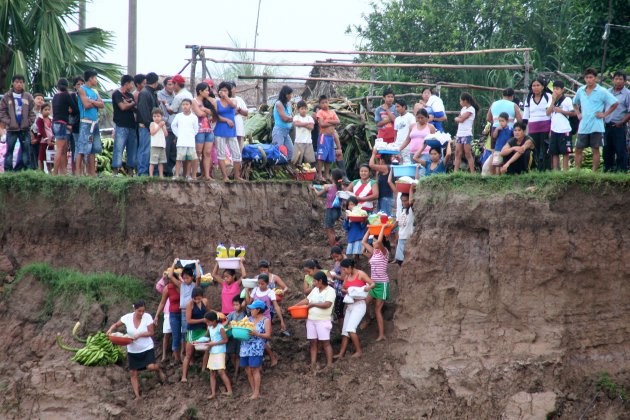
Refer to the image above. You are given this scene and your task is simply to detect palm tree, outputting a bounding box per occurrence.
[0,0,122,93]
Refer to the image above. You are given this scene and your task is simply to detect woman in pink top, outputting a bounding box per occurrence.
[192,82,219,180]
[398,108,436,158]
[211,258,246,315]
[361,225,390,342]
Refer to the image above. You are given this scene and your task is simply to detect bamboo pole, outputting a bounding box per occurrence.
[187,45,533,57]
[555,70,583,87]
[206,57,525,71]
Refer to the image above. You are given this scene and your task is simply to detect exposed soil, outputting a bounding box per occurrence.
[1,180,629,419]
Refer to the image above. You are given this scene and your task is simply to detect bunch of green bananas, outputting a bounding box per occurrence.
[97,137,114,175]
[70,332,124,366]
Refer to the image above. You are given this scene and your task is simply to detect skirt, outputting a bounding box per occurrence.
[128,348,156,371]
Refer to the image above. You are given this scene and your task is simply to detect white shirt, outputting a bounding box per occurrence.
[456,106,476,137]
[306,286,336,321]
[425,95,445,113]
[523,94,552,123]
[121,313,154,354]
[394,112,416,146]
[293,114,314,143]
[233,96,248,136]
[150,122,166,148]
[397,206,415,240]
[171,112,199,148]
[550,96,573,134]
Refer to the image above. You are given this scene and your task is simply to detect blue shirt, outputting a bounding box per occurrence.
[425,159,446,176]
[273,101,292,129]
[490,99,517,128]
[207,324,226,354]
[214,98,236,137]
[78,85,98,121]
[495,127,513,151]
[605,87,630,124]
[574,84,618,134]
[343,218,368,243]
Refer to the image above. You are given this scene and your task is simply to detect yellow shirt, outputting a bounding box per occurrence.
[307,286,336,321]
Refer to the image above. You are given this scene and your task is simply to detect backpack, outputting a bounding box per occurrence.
[555,96,579,136]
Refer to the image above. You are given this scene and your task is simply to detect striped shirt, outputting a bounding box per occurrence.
[369,248,389,283]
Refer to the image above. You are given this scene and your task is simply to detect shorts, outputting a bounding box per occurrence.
[369,282,390,301]
[456,136,473,145]
[77,121,102,155]
[576,132,603,149]
[226,337,241,354]
[240,355,263,368]
[317,134,336,163]
[195,132,214,144]
[395,238,406,261]
[186,328,207,343]
[127,348,156,371]
[293,142,316,164]
[216,136,242,162]
[52,122,70,140]
[150,146,167,164]
[306,319,332,340]
[176,146,196,161]
[162,313,172,334]
[549,132,571,155]
[346,240,363,255]
[324,207,341,229]
[207,353,226,370]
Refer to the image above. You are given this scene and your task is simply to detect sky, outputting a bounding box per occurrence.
[83,0,375,81]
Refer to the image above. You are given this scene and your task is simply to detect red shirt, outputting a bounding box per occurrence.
[167,283,180,313]
[345,273,366,289]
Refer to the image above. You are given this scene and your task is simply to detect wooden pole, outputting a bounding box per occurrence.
[127,0,137,75]
[205,57,525,71]
[190,49,197,93]
[555,70,583,87]
[188,45,533,58]
[262,73,268,104]
[523,51,530,89]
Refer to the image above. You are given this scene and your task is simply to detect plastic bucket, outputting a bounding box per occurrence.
[288,305,308,319]
[396,183,412,194]
[392,164,416,178]
[231,326,252,341]
[367,224,395,236]
[216,258,241,269]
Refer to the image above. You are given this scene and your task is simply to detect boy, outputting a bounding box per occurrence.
[35,102,54,173]
[315,95,342,182]
[149,108,168,177]
[547,81,575,171]
[490,112,513,174]
[375,88,398,143]
[226,296,247,382]
[393,98,415,163]
[292,100,315,166]
[171,98,199,180]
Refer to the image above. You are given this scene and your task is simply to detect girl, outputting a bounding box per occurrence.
[398,108,437,172]
[181,287,209,382]
[395,191,414,266]
[315,168,344,246]
[211,259,246,315]
[329,246,347,328]
[240,300,272,399]
[204,311,232,399]
[346,164,379,213]
[214,81,244,181]
[368,148,394,215]
[343,197,368,262]
[35,103,54,173]
[303,259,324,295]
[361,225,391,342]
[454,92,479,174]
[192,82,218,180]
[247,274,286,364]
[334,259,375,359]
[257,259,289,294]
[106,300,165,400]
[523,78,552,171]
[414,145,452,177]
[272,85,294,160]
[51,78,78,175]
[155,272,172,362]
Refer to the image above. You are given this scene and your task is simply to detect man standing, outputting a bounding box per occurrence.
[374,88,398,143]
[603,71,630,172]
[0,75,36,172]
[573,68,618,171]
[393,98,416,164]
[132,74,146,104]
[136,72,160,176]
[111,74,137,176]
[76,69,105,177]
[158,76,176,176]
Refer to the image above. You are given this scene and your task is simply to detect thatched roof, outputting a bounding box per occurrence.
[301,63,359,100]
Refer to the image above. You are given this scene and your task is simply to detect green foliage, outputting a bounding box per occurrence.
[597,372,627,401]
[211,34,278,81]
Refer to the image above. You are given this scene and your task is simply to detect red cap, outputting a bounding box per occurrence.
[203,79,215,87]
[171,74,185,85]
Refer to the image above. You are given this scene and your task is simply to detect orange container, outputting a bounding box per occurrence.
[367,224,395,236]
[396,183,412,194]
[288,305,308,319]
[108,335,133,346]
[295,172,316,181]
[348,215,368,223]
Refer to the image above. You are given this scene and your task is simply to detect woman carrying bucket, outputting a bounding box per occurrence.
[346,164,379,213]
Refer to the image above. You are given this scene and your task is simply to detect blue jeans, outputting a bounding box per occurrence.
[77,122,102,155]
[603,125,628,172]
[4,130,31,171]
[113,126,138,169]
[169,311,182,351]
[272,125,294,160]
[137,127,151,176]
[378,196,394,216]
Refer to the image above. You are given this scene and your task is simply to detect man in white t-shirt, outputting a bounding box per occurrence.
[547,80,575,171]
[230,81,248,149]
[393,99,416,164]
[292,100,315,165]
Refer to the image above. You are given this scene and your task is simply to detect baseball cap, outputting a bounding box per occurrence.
[171,74,185,85]
[247,300,267,311]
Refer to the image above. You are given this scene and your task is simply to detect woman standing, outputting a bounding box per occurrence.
[240,300,272,400]
[398,109,437,174]
[334,259,375,359]
[523,79,552,171]
[192,82,218,180]
[181,287,209,382]
[361,225,390,342]
[106,300,165,400]
[272,86,294,160]
[214,82,244,181]
[51,78,78,175]
[346,164,379,213]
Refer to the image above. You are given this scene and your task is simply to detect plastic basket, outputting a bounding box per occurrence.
[216,258,241,269]
[288,305,308,319]
[367,224,395,236]
[295,171,316,181]
[396,183,413,194]
[231,326,253,341]
[242,278,258,289]
[392,164,417,178]
[108,335,133,346]
[377,149,400,155]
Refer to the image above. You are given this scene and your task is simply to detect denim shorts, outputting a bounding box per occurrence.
[52,122,70,140]
[195,131,214,144]
[395,238,407,261]
[240,355,263,368]
[324,207,341,229]
[169,311,182,351]
[456,136,473,145]
[346,240,363,255]
[77,122,102,155]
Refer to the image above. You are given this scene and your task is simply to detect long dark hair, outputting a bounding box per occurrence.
[331,168,344,190]
[526,78,551,105]
[278,85,293,106]
[195,82,219,120]
[460,92,479,113]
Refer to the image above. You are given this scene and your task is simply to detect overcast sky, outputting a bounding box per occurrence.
[84,0,375,80]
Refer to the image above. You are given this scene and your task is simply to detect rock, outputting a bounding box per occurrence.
[504,391,557,420]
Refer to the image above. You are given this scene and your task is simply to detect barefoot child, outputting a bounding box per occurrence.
[343,196,368,262]
[211,259,246,315]
[204,311,232,398]
[453,92,479,174]
[226,296,247,381]
[292,100,315,165]
[240,300,272,399]
[315,95,342,181]
[361,225,391,342]
[149,108,168,177]
[171,98,199,180]
[314,168,344,246]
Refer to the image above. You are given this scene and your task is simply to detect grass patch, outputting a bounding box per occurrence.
[417,171,630,200]
[11,263,146,322]
[597,372,627,401]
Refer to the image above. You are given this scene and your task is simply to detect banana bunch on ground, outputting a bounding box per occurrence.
[299,163,316,173]
[230,318,255,329]
[96,137,115,176]
[56,322,124,367]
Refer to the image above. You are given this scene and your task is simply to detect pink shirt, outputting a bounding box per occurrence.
[221,281,241,315]
[408,123,431,155]
[155,277,170,313]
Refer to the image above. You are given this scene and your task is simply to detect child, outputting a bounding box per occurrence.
[204,311,232,399]
[547,80,575,171]
[394,99,416,164]
[314,168,344,246]
[0,123,6,173]
[292,100,315,166]
[211,259,246,315]
[491,113,514,174]
[149,108,168,177]
[239,300,272,400]
[35,103,54,173]
[155,272,172,362]
[414,145,452,177]
[226,296,247,381]
[315,96,342,182]
[343,196,368,262]
[375,88,398,143]
[329,245,347,329]
[395,191,414,265]
[171,98,199,180]
[453,92,479,174]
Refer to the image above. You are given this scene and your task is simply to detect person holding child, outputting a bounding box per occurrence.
[240,300,272,400]
[204,311,232,399]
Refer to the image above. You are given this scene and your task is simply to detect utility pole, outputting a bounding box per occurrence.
[127,0,137,75]
[78,0,86,30]
[253,0,262,61]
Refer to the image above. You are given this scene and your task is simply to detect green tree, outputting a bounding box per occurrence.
[0,0,121,93]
